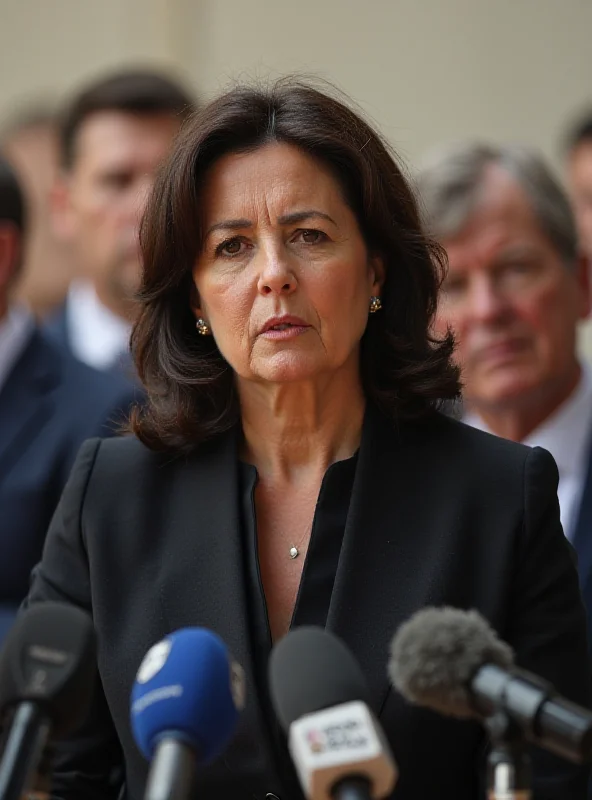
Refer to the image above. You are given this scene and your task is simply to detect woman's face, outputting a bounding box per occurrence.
[192,142,383,385]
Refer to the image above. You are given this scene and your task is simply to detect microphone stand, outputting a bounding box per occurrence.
[485,711,531,800]
[0,703,51,800]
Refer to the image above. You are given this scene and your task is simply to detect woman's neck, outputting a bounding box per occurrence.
[238,371,366,481]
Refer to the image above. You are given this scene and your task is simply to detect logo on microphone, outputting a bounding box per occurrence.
[136,638,172,684]
[304,719,370,754]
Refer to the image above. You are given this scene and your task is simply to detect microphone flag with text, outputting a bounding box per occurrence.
[130,627,245,800]
[268,626,397,800]
[0,601,97,800]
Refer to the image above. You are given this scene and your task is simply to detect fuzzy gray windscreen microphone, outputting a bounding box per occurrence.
[388,607,514,719]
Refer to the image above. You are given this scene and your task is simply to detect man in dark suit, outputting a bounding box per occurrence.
[417,143,592,640]
[45,69,196,375]
[0,156,139,639]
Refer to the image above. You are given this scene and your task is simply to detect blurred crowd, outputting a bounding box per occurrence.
[0,69,196,636]
[2,64,592,645]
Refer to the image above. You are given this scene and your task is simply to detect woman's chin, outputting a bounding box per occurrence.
[250,352,327,384]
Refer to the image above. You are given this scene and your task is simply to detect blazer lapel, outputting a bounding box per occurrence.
[326,407,455,716]
[156,428,284,792]
[0,331,57,482]
[156,427,249,659]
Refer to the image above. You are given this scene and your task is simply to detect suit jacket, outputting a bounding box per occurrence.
[0,328,140,635]
[43,303,69,352]
[27,407,591,800]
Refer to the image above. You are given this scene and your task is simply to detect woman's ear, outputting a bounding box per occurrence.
[370,255,386,295]
[189,280,203,320]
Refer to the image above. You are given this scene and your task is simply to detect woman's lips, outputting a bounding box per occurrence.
[259,315,311,340]
[260,324,311,340]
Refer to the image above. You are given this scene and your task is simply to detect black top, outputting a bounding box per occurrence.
[240,455,358,799]
[24,407,591,800]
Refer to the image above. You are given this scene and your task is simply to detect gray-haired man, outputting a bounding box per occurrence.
[417,144,592,630]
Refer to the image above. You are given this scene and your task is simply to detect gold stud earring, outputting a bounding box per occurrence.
[196,318,211,336]
[369,296,382,314]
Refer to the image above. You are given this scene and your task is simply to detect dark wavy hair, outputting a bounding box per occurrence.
[130,78,460,452]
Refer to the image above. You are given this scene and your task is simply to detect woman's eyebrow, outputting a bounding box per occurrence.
[205,219,252,237]
[277,210,336,226]
[205,210,336,238]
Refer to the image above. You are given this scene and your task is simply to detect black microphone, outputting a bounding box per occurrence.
[269,626,397,800]
[0,602,96,800]
[388,606,592,763]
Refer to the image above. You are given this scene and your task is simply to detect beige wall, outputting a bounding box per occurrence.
[0,0,187,111]
[3,1,591,165]
[2,0,592,348]
[183,0,592,167]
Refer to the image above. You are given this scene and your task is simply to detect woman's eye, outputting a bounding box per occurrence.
[296,229,326,244]
[216,238,244,257]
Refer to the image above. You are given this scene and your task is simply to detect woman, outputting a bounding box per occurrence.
[28,79,590,799]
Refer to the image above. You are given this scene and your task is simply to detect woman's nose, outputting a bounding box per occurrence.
[257,254,297,296]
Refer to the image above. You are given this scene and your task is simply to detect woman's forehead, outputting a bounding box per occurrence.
[199,142,346,224]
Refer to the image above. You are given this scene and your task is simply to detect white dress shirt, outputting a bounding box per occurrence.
[465,367,592,541]
[0,305,34,395]
[66,280,132,371]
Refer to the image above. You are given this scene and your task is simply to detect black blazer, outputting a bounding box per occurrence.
[0,328,139,637]
[27,407,591,800]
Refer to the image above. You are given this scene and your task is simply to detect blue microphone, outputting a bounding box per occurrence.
[130,628,245,800]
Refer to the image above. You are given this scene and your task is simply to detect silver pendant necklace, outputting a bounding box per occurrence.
[289,529,310,559]
[289,523,312,559]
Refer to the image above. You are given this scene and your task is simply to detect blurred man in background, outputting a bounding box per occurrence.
[47,69,196,373]
[0,155,138,640]
[417,143,592,635]
[1,104,77,316]
[565,112,592,260]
